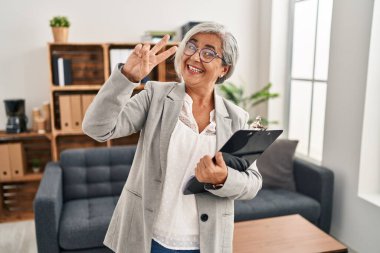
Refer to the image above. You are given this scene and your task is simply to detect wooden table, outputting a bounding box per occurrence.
[233,214,347,253]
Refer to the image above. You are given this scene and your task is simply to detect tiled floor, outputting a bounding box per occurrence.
[0,220,37,253]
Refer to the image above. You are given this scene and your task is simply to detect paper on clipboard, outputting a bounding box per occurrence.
[183,129,283,195]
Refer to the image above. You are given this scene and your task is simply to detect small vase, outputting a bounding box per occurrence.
[32,167,41,173]
[52,27,69,43]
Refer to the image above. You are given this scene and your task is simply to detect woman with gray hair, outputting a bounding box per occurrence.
[82,22,262,253]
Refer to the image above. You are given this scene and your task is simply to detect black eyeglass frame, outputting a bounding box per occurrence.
[183,41,227,64]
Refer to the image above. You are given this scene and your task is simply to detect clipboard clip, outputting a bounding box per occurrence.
[249,116,267,131]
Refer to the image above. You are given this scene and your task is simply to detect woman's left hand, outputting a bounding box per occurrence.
[195,152,228,185]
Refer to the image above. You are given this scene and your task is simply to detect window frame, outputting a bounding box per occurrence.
[286,0,331,161]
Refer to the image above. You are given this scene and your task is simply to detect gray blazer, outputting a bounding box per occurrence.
[82,64,262,253]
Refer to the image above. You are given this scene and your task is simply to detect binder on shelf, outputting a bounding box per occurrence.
[0,144,12,181]
[52,55,73,86]
[8,143,26,178]
[81,94,96,117]
[59,95,72,131]
[0,181,3,212]
[70,95,82,130]
[52,55,59,85]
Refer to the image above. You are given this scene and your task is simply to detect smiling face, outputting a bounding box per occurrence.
[181,33,229,90]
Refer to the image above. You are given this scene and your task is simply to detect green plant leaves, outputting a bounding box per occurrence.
[50,16,70,28]
[219,81,279,126]
[219,81,244,106]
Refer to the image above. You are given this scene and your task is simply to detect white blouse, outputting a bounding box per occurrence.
[152,93,217,250]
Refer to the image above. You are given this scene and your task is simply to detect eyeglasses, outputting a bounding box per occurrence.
[184,41,225,63]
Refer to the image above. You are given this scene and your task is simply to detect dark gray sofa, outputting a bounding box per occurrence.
[34,146,333,253]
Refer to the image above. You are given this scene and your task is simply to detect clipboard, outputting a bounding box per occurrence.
[183,129,283,195]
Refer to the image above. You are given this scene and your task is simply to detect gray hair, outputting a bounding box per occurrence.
[174,22,239,84]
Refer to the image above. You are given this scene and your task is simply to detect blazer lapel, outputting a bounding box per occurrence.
[159,86,232,180]
[159,83,185,180]
[214,90,233,151]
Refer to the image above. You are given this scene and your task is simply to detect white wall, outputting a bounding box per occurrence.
[250,0,271,120]
[0,0,261,129]
[253,0,290,128]
[323,0,380,252]
[267,0,291,133]
[264,0,380,251]
[358,0,380,206]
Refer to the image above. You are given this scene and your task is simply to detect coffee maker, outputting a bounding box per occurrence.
[4,99,28,133]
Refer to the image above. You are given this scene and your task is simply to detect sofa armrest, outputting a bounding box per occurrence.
[293,158,334,233]
[33,162,63,253]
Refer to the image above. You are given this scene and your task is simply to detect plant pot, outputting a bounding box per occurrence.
[32,167,41,173]
[52,27,69,43]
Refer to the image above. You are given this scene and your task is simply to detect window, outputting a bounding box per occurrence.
[358,0,380,207]
[288,0,333,161]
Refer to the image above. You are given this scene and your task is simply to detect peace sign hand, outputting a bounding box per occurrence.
[121,34,178,82]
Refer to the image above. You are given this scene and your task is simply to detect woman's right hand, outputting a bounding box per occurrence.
[121,34,178,82]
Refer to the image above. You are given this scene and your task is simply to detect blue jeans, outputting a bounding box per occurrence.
[151,240,200,253]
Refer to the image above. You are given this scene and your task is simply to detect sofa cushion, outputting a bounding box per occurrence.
[256,139,298,191]
[61,146,135,201]
[234,188,321,225]
[59,196,119,250]
[63,164,130,202]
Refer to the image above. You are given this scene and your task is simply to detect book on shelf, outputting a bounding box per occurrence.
[141,30,176,42]
[181,22,202,39]
[109,48,133,73]
[52,55,72,86]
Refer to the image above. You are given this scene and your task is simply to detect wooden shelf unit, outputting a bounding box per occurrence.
[0,131,51,222]
[0,41,178,222]
[0,131,52,176]
[0,173,43,184]
[48,42,179,161]
[50,85,103,91]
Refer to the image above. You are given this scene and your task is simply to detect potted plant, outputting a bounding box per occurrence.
[50,16,70,43]
[219,81,279,126]
[31,158,42,173]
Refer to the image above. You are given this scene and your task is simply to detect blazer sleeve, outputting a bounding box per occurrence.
[206,111,263,200]
[82,63,152,142]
